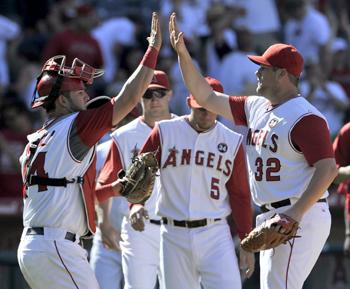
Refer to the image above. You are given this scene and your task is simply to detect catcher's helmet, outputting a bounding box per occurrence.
[32,55,104,109]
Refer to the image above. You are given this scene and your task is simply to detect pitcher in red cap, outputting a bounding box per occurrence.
[169,13,337,289]
[17,12,162,289]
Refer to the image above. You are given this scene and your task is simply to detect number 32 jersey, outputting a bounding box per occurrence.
[240,96,330,205]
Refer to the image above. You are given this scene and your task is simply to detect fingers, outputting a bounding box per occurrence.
[245,255,255,279]
[239,247,255,279]
[151,12,157,32]
[101,228,120,251]
[130,210,146,231]
[148,12,161,50]
[142,209,149,220]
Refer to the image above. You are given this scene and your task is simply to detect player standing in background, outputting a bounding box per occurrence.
[137,76,255,289]
[95,70,174,289]
[169,12,337,289]
[87,96,138,289]
[17,12,161,289]
[332,122,350,256]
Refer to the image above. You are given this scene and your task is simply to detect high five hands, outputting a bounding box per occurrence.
[147,12,162,51]
[169,12,187,55]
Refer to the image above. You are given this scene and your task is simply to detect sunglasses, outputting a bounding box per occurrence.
[143,89,167,99]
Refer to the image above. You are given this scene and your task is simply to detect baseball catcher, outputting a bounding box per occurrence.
[241,213,299,253]
[118,151,159,204]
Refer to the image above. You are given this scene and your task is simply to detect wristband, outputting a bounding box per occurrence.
[140,46,158,69]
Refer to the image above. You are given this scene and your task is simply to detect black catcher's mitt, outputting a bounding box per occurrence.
[118,151,159,204]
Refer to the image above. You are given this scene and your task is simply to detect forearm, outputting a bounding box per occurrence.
[112,48,157,126]
[333,165,350,184]
[177,50,213,107]
[95,180,124,203]
[95,198,112,225]
[290,158,337,220]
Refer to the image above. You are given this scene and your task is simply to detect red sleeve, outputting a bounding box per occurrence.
[291,115,334,166]
[228,96,248,126]
[95,141,123,203]
[98,141,123,184]
[226,144,253,239]
[75,100,114,147]
[139,124,162,164]
[333,122,350,168]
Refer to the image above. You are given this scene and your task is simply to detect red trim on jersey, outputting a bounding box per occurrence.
[95,141,123,203]
[140,124,162,164]
[228,96,248,126]
[291,115,334,166]
[75,99,114,148]
[226,144,253,239]
[98,140,123,185]
[333,122,350,196]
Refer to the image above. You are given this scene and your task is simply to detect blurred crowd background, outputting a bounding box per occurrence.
[1,0,350,288]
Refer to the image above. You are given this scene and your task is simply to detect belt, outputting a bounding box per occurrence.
[26,227,77,242]
[260,198,327,213]
[161,217,221,228]
[149,219,161,225]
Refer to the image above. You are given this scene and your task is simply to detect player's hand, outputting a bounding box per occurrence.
[129,204,149,232]
[147,12,162,51]
[344,235,350,257]
[280,207,303,226]
[169,12,187,55]
[239,247,255,279]
[99,220,121,251]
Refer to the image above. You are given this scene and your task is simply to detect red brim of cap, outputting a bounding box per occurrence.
[148,84,169,90]
[247,55,273,67]
[188,96,202,108]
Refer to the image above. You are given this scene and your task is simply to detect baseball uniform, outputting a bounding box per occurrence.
[99,115,176,289]
[90,139,126,289]
[17,101,115,289]
[140,115,253,289]
[230,95,334,289]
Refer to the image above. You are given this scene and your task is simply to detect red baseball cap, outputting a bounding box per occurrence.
[188,76,224,109]
[148,70,170,90]
[247,43,304,78]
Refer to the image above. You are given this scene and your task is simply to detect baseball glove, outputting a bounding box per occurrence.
[240,213,299,253]
[118,151,159,204]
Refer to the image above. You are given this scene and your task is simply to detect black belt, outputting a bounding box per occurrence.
[26,227,77,242]
[260,198,327,213]
[161,217,221,228]
[150,219,161,225]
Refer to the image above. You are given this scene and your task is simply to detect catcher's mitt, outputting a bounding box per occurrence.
[119,151,159,204]
[240,213,299,253]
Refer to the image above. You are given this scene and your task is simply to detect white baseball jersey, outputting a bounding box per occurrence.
[20,113,94,236]
[111,116,175,220]
[156,116,243,220]
[243,96,329,205]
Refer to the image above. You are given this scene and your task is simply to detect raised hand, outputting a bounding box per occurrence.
[169,12,186,54]
[147,12,162,51]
